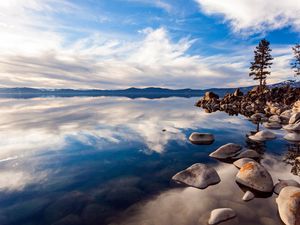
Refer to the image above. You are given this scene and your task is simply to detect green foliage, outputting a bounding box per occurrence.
[249,39,273,90]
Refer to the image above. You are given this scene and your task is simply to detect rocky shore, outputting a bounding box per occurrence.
[196,85,300,117]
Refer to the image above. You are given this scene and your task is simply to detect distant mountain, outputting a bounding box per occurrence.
[0,80,298,99]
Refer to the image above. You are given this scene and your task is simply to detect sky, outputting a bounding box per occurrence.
[0,0,299,89]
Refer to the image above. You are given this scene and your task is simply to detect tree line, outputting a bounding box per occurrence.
[249,39,300,92]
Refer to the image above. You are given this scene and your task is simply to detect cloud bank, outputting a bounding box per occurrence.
[195,0,300,34]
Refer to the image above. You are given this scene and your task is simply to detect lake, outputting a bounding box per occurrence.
[0,96,298,225]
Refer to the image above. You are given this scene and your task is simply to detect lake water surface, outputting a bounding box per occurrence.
[0,96,299,225]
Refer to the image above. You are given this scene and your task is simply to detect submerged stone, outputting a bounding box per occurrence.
[276,186,300,225]
[236,161,273,193]
[209,143,242,159]
[233,149,260,159]
[208,208,236,225]
[172,163,220,189]
[189,132,214,145]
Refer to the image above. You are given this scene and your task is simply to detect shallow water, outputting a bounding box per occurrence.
[0,96,298,225]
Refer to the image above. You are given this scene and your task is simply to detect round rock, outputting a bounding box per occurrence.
[172,163,220,189]
[208,208,236,225]
[263,122,282,130]
[249,130,276,142]
[284,133,300,142]
[233,158,256,169]
[236,161,274,193]
[276,186,300,225]
[209,143,242,159]
[274,179,300,195]
[233,149,260,159]
[189,132,214,145]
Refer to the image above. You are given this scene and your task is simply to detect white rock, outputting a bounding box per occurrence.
[172,163,220,189]
[263,122,282,129]
[276,186,300,225]
[233,149,260,159]
[208,208,236,225]
[189,132,214,145]
[236,161,273,193]
[249,130,276,142]
[284,133,300,142]
[233,158,256,169]
[242,190,255,201]
[289,112,300,124]
[283,122,300,132]
[274,179,300,195]
[209,143,242,159]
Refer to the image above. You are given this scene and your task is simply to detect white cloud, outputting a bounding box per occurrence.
[0,0,296,89]
[195,0,300,34]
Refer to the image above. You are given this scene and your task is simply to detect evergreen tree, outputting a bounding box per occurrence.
[291,43,300,78]
[249,39,273,92]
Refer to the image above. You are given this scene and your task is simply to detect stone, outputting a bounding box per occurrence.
[242,190,255,201]
[249,130,276,142]
[292,100,300,113]
[233,149,260,159]
[208,208,236,225]
[269,115,281,123]
[233,158,256,169]
[172,163,220,189]
[236,161,274,193]
[276,186,300,225]
[292,157,300,176]
[274,179,300,195]
[204,92,219,101]
[283,122,300,132]
[263,122,282,129]
[250,113,265,121]
[289,112,300,124]
[189,132,214,145]
[209,143,242,159]
[233,88,243,97]
[284,133,300,142]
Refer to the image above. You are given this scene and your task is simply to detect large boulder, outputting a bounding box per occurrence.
[236,161,274,193]
[208,208,236,225]
[189,132,214,145]
[233,158,256,169]
[209,143,242,159]
[204,92,219,101]
[172,163,220,189]
[276,186,300,225]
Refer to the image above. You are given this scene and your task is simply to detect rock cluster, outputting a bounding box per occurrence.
[196,85,300,117]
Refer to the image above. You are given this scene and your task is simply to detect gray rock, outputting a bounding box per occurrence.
[263,122,282,129]
[250,113,265,121]
[233,158,256,169]
[276,186,300,225]
[208,208,236,225]
[242,190,255,201]
[249,130,276,142]
[233,149,260,159]
[236,161,273,193]
[269,115,281,123]
[289,112,300,124]
[284,133,300,142]
[209,143,242,159]
[172,163,220,189]
[274,179,300,195]
[189,132,214,145]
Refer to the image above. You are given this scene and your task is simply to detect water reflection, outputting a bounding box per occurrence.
[0,96,298,225]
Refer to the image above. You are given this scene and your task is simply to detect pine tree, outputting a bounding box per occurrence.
[249,39,273,92]
[291,43,300,78]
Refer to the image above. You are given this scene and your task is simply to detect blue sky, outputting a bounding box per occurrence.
[0,0,299,89]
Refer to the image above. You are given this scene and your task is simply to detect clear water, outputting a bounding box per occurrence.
[0,96,298,225]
